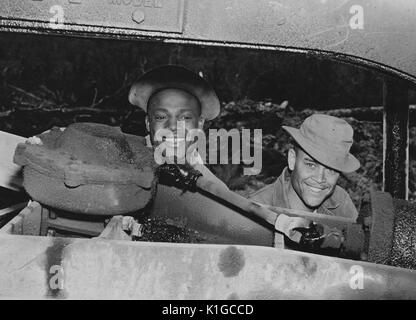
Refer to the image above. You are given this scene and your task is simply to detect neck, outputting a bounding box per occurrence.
[286,181,314,212]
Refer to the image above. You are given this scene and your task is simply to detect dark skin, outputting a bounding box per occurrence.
[145,88,204,162]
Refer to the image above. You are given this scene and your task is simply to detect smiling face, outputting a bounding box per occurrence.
[145,88,204,158]
[287,147,340,211]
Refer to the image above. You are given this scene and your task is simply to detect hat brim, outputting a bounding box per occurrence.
[282,126,360,173]
[128,65,220,121]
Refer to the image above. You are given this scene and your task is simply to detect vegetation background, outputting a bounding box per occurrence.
[1,33,415,210]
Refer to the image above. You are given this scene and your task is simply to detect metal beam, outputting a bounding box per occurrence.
[0,234,415,299]
[383,77,409,199]
[1,0,416,84]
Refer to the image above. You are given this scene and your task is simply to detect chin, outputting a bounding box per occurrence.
[306,202,322,210]
[303,195,326,209]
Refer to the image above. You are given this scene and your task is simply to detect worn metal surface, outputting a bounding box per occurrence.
[0,131,25,191]
[368,190,395,265]
[0,234,415,299]
[151,184,275,247]
[391,199,416,270]
[151,184,368,256]
[13,123,156,215]
[1,1,416,83]
[383,78,410,200]
[367,191,416,270]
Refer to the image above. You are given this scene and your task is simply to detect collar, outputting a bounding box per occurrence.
[145,134,152,148]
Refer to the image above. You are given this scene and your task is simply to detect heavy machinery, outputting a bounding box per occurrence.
[0,0,415,299]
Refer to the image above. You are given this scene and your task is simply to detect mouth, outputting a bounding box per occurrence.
[163,137,186,146]
[305,183,327,194]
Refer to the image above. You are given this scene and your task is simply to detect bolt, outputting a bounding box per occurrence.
[132,9,145,24]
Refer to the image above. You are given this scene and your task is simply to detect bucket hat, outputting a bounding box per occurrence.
[128,65,220,120]
[282,114,360,173]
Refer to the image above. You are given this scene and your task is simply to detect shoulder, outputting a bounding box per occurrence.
[247,179,279,205]
[249,182,277,198]
[248,169,287,206]
[327,185,358,221]
[332,185,351,201]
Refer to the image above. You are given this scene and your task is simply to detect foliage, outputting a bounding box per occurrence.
[207,99,414,208]
[0,33,415,208]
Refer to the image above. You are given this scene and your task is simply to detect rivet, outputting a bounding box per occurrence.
[132,9,145,24]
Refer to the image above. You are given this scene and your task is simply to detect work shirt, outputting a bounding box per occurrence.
[145,135,228,189]
[248,167,358,222]
[248,167,358,248]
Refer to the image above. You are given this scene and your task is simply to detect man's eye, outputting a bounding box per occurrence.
[180,115,194,121]
[154,115,167,121]
[306,162,316,169]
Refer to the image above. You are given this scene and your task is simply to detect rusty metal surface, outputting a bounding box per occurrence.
[13,123,156,215]
[1,0,186,33]
[383,78,410,199]
[1,0,416,83]
[391,199,416,270]
[368,190,395,265]
[150,184,275,247]
[0,234,415,299]
[367,191,416,270]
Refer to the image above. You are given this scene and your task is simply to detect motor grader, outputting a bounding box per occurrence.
[0,0,415,299]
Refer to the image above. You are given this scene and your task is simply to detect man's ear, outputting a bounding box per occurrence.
[288,148,296,171]
[145,116,150,133]
[198,117,205,129]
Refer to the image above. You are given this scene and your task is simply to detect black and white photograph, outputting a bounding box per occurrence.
[0,0,415,305]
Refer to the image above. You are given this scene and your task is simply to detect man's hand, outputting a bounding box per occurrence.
[156,164,203,192]
[274,214,311,243]
[274,215,344,249]
[293,222,344,250]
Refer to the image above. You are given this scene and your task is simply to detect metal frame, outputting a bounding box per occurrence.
[0,232,415,299]
[1,0,414,198]
[0,0,415,299]
[2,0,416,82]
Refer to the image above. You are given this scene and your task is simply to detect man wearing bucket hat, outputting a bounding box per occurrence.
[128,64,227,188]
[249,114,360,248]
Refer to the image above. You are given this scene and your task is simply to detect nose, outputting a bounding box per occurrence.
[167,117,177,133]
[313,166,327,183]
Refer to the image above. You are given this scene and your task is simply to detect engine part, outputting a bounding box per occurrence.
[13,123,157,216]
[368,190,416,270]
